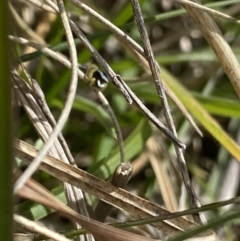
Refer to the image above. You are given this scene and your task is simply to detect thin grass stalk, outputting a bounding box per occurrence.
[0,2,13,241]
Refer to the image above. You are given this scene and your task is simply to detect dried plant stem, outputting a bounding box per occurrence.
[11,35,130,225]
[14,0,79,193]
[67,0,144,56]
[9,35,85,79]
[14,139,215,239]
[94,163,132,222]
[12,72,93,241]
[175,0,240,25]
[43,0,132,104]
[130,0,203,223]
[65,1,196,138]
[11,36,125,167]
[19,62,75,165]
[25,0,56,13]
[14,214,71,241]
[181,0,240,98]
[17,178,157,241]
[9,34,185,149]
[97,91,125,164]
[9,2,46,45]
[44,0,186,147]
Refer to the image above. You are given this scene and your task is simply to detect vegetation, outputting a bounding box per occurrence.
[3,0,240,240]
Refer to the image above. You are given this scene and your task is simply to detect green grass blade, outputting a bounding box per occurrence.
[161,67,240,160]
[14,186,66,221]
[128,82,240,118]
[0,3,13,241]
[89,119,152,179]
[193,93,240,118]
[168,209,240,241]
[51,96,113,132]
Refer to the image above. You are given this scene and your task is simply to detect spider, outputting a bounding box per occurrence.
[79,63,109,91]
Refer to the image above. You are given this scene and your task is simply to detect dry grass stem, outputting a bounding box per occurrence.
[14,214,72,241]
[181,0,240,98]
[14,139,215,239]
[14,0,79,193]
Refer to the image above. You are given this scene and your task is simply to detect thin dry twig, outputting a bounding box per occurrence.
[67,0,144,56]
[129,0,202,223]
[9,35,85,79]
[11,34,131,224]
[31,78,75,165]
[68,0,202,137]
[81,66,132,221]
[9,2,46,45]
[11,71,94,241]
[97,91,125,164]
[25,0,57,13]
[9,34,185,149]
[41,0,186,147]
[14,139,215,239]
[17,60,75,165]
[79,63,125,165]
[43,0,132,104]
[12,0,199,220]
[13,0,79,193]
[17,176,158,241]
[175,0,240,26]
[180,0,240,98]
[14,214,71,241]
[146,138,178,212]
[10,35,125,166]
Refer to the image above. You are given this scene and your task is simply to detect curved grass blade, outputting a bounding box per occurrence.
[128,82,240,118]
[161,67,240,161]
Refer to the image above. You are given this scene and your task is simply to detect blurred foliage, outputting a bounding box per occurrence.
[12,0,240,240]
[0,1,12,241]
